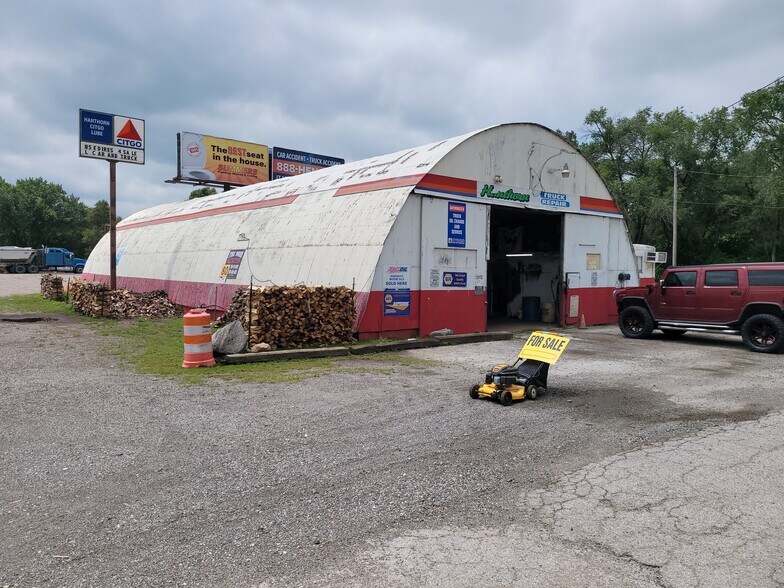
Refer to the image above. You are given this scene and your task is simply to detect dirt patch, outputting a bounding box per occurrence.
[0,315,58,323]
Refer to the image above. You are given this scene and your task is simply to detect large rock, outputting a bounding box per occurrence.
[429,328,454,338]
[212,320,248,355]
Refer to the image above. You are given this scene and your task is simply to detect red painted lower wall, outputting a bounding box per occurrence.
[562,287,618,326]
[418,290,487,336]
[357,289,487,339]
[82,273,619,337]
[82,272,242,316]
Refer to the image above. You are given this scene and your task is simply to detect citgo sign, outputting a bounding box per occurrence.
[79,109,145,165]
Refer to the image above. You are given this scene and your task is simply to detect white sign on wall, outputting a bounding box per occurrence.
[384,265,409,288]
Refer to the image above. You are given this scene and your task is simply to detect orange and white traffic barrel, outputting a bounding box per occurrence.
[182,308,215,368]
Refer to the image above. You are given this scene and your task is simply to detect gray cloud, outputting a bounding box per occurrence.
[1,0,782,217]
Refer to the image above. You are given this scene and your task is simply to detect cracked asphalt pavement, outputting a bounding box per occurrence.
[2,292,783,586]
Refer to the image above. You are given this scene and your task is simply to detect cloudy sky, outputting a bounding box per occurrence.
[1,0,783,218]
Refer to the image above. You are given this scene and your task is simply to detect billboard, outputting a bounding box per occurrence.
[79,109,145,164]
[272,147,344,180]
[178,132,269,186]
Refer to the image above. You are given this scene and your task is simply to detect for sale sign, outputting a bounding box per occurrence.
[518,331,571,364]
[80,109,145,164]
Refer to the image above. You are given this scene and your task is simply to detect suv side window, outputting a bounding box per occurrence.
[705,270,738,287]
[663,271,697,287]
[749,270,784,286]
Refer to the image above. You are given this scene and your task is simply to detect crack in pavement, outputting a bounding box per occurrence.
[527,410,784,588]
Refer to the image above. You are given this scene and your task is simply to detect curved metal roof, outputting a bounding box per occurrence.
[83,123,622,313]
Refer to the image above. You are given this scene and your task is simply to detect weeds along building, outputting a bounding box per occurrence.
[83,123,640,339]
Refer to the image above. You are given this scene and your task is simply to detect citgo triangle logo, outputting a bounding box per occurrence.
[117,120,142,142]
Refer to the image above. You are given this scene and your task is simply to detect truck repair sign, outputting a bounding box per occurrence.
[80,109,145,164]
[447,201,466,248]
[518,331,571,364]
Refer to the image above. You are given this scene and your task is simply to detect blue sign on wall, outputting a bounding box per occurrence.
[80,109,113,145]
[442,272,468,288]
[224,249,245,280]
[447,201,466,248]
[383,289,411,316]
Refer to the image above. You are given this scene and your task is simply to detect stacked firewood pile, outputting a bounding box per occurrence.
[40,274,64,301]
[217,285,355,349]
[70,281,180,319]
[215,288,250,328]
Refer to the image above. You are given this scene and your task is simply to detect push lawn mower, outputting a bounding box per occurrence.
[470,331,570,406]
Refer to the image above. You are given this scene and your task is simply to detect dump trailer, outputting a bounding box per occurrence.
[0,246,86,274]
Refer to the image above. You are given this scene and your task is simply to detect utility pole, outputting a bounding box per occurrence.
[109,160,117,290]
[672,165,678,267]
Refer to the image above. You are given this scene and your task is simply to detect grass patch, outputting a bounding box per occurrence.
[1,294,439,384]
[95,316,360,385]
[0,294,76,316]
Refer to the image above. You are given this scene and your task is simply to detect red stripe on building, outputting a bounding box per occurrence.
[82,270,621,337]
[117,195,299,231]
[416,173,477,196]
[334,174,425,197]
[580,196,621,214]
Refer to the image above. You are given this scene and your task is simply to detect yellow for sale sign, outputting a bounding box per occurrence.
[518,331,571,364]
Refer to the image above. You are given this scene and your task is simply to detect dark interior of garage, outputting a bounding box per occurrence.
[487,206,562,324]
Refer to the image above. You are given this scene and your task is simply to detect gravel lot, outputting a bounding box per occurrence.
[2,296,783,587]
[0,272,78,296]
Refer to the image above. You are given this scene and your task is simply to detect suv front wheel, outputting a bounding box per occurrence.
[741,314,784,353]
[619,306,655,339]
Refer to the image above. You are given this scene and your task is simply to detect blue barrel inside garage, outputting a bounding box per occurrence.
[522,296,540,321]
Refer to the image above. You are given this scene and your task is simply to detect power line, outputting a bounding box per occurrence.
[626,193,784,210]
[726,74,784,109]
[681,168,776,180]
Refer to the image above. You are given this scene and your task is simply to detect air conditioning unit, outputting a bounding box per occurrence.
[645,251,668,264]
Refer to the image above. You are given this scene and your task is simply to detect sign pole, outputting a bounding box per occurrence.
[109,160,117,291]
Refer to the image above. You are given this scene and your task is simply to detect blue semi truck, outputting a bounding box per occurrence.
[0,246,86,274]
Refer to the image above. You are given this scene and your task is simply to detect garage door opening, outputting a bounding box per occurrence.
[487,206,563,327]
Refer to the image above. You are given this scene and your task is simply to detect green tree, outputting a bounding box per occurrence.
[0,177,13,244]
[580,95,783,265]
[732,80,784,260]
[0,178,88,254]
[80,199,121,256]
[189,186,217,199]
[582,107,672,247]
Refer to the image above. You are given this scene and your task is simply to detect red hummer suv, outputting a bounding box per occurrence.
[614,263,784,353]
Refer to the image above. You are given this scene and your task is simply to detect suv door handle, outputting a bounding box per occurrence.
[685,290,695,295]
[730,290,742,296]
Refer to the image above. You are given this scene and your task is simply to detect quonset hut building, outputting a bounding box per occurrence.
[83,123,641,339]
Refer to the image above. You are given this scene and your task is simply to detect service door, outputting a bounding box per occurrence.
[657,269,699,321]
